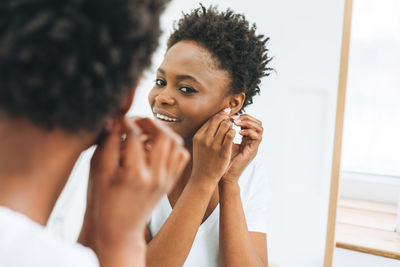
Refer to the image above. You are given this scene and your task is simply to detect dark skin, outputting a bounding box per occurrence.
[146,40,268,267]
[0,114,96,225]
[0,82,190,267]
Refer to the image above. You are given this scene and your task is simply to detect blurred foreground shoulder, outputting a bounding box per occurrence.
[0,206,99,267]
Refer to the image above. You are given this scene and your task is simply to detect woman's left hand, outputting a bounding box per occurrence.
[221,114,263,184]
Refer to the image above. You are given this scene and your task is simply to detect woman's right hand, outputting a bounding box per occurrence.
[191,108,236,186]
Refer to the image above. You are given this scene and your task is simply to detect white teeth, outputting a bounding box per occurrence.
[156,113,178,122]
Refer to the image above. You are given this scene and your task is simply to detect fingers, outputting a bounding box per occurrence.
[233,114,262,125]
[193,109,230,148]
[221,128,236,157]
[119,118,146,174]
[234,119,263,133]
[141,118,189,193]
[135,118,183,146]
[194,117,210,138]
[148,129,174,174]
[90,120,122,181]
[142,135,152,152]
[135,118,183,176]
[239,129,262,141]
[205,108,231,138]
[213,119,233,147]
[108,117,188,191]
[232,114,263,136]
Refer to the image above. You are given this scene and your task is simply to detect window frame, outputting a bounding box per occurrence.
[339,170,400,204]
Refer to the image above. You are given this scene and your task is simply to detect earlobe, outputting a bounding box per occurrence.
[229,92,245,114]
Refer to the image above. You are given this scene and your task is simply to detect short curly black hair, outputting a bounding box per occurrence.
[167,4,272,113]
[0,0,169,132]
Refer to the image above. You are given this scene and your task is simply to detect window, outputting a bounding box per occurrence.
[335,0,400,257]
[341,0,400,178]
[339,0,400,206]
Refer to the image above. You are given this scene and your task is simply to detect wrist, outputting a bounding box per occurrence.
[97,224,147,251]
[188,174,218,193]
[98,237,146,253]
[220,173,240,184]
[218,179,240,194]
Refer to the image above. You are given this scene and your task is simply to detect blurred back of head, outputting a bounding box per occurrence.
[0,0,169,132]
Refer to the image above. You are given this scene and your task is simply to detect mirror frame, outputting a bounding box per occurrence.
[324,0,354,266]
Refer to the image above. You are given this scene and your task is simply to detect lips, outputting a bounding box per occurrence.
[152,108,181,122]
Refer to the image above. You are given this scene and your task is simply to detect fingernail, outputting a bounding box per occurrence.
[231,115,239,120]
[223,107,231,114]
[129,119,140,135]
[234,119,241,124]
[145,143,152,151]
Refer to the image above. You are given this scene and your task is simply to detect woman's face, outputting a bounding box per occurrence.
[148,41,232,140]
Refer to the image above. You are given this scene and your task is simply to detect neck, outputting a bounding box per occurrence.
[0,115,96,225]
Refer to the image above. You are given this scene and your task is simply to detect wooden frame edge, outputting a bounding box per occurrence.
[324,0,354,266]
[336,242,400,260]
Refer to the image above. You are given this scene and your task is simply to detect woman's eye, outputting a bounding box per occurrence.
[179,86,197,94]
[155,79,166,87]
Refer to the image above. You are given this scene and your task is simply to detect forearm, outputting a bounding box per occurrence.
[219,181,266,267]
[79,213,148,267]
[98,238,146,267]
[146,178,216,267]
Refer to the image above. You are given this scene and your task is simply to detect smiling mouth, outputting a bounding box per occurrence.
[155,113,179,122]
[152,108,180,122]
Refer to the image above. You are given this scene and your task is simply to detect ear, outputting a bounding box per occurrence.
[118,75,142,116]
[228,92,245,115]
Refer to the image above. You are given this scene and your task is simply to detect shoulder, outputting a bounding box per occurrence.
[0,206,99,267]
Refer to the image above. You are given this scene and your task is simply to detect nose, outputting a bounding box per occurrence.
[155,90,175,106]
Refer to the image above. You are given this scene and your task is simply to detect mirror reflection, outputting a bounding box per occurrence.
[0,0,350,267]
[51,0,347,266]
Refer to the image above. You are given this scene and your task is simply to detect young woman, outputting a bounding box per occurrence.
[145,5,272,267]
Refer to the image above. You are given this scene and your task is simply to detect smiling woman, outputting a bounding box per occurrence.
[149,40,234,139]
[145,5,272,267]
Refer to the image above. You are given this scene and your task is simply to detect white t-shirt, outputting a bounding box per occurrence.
[148,159,270,267]
[0,206,99,267]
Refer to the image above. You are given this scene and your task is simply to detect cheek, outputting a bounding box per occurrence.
[148,88,157,106]
[181,98,219,127]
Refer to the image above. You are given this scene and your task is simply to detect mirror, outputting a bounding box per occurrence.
[329,0,400,266]
[48,1,351,266]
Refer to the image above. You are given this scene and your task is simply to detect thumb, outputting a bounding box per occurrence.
[90,120,122,186]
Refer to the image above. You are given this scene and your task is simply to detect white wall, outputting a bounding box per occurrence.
[49,1,346,266]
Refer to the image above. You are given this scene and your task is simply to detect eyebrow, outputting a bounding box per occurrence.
[157,68,201,85]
